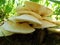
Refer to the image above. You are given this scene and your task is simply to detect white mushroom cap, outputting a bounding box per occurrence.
[0,26,13,37]
[2,21,35,34]
[9,14,42,28]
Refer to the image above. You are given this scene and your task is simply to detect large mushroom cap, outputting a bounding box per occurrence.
[0,26,13,37]
[2,21,35,34]
[39,19,57,28]
[9,14,42,28]
[24,1,53,17]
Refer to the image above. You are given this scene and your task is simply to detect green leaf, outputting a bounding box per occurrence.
[5,5,12,13]
[12,0,15,4]
[45,0,50,6]
[0,0,6,6]
[30,0,40,2]
[54,6,60,15]
[50,0,60,4]
[0,9,5,21]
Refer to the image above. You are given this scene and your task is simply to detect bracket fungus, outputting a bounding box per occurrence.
[0,1,60,37]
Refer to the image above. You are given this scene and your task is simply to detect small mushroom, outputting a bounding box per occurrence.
[40,19,57,28]
[47,28,60,33]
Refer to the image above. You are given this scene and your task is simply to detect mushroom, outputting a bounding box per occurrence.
[47,27,60,33]
[24,1,53,17]
[2,14,42,34]
[0,1,59,37]
[47,20,60,33]
[15,1,57,29]
[39,19,57,28]
[9,14,42,28]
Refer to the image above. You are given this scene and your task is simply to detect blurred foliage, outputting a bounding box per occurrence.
[0,0,5,6]
[30,0,40,2]
[50,0,60,4]
[0,0,15,22]
[0,0,60,23]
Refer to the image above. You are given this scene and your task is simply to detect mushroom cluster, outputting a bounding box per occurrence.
[0,1,60,37]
